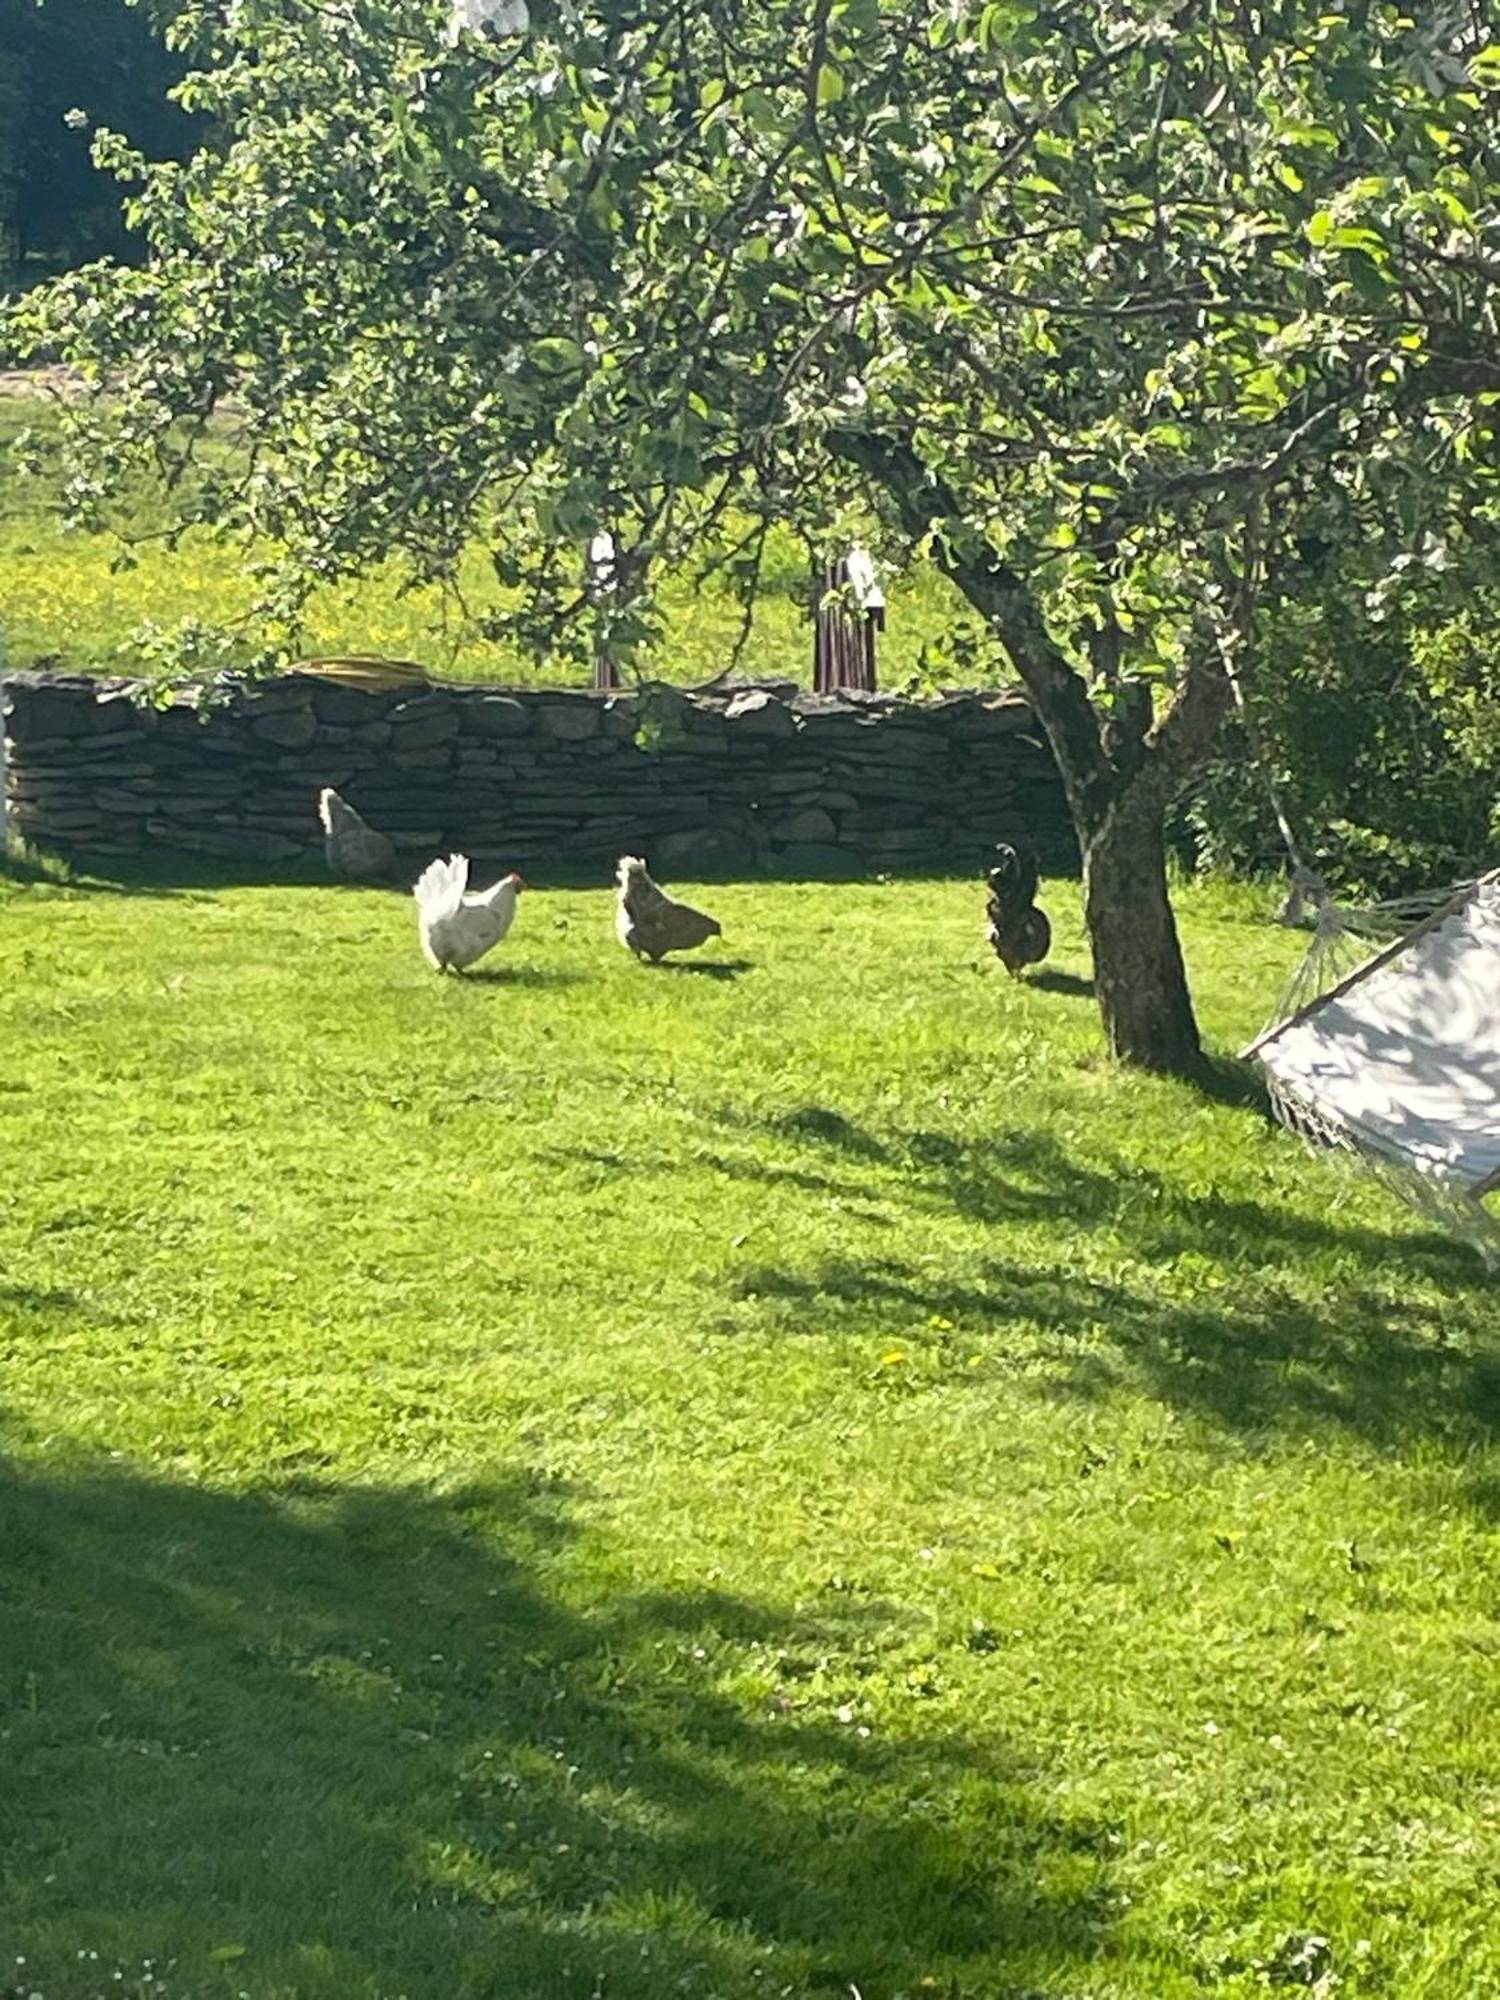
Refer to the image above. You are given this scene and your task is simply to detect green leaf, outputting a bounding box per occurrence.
[1327,224,1387,257]
[532,338,586,377]
[1342,247,1393,301]
[817,64,845,106]
[1277,119,1338,149]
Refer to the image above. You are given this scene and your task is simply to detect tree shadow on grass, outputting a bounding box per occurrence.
[0,1456,1118,2000]
[652,1103,1500,1447]
[1185,1049,1273,1115]
[710,1104,1479,1286]
[728,1251,1500,1448]
[555,1101,1483,1291]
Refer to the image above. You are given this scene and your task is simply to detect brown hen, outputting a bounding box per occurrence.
[615,855,722,962]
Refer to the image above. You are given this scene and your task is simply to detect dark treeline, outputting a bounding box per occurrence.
[0,0,198,281]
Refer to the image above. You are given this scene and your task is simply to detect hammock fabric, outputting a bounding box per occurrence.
[1245,869,1500,1258]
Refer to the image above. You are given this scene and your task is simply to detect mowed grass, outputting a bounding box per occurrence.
[0,391,969,684]
[2,868,1498,2000]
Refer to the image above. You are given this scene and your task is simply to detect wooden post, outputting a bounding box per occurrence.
[813,547,885,693]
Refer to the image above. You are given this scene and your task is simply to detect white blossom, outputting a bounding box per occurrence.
[447,0,529,43]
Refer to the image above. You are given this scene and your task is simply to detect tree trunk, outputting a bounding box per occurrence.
[1081,796,1201,1073]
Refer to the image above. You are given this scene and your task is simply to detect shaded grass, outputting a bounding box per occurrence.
[1,872,1499,1999]
[0,391,971,684]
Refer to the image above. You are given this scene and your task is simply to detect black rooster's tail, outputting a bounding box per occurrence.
[987,840,1039,913]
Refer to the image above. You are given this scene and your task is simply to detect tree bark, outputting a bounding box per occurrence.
[1081,794,1201,1073]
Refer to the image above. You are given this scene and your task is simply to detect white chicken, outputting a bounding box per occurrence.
[413,854,525,973]
[614,855,722,962]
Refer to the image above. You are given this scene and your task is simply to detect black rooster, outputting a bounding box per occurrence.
[984,842,1051,977]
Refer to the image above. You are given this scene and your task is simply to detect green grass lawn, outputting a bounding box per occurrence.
[0,390,971,686]
[2,867,1497,2000]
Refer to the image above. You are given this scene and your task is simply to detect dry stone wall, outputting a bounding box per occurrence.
[1,671,1073,878]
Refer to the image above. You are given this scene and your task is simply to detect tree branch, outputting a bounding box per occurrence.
[827,426,1115,830]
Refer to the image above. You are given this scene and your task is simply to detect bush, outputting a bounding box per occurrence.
[1172,572,1499,900]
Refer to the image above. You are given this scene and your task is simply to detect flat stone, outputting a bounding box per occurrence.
[724,689,798,737]
[388,694,459,749]
[309,682,390,725]
[842,802,930,833]
[7,687,105,743]
[467,696,532,739]
[155,762,243,786]
[29,807,104,833]
[945,695,1036,737]
[788,789,858,813]
[274,749,357,777]
[769,841,865,879]
[863,826,951,854]
[169,825,305,862]
[730,770,816,797]
[251,708,319,750]
[825,768,947,804]
[92,694,140,735]
[230,674,320,713]
[3,733,88,762]
[90,789,157,814]
[770,806,838,844]
[643,827,739,869]
[392,745,454,770]
[537,702,601,741]
[68,836,145,856]
[7,771,100,800]
[796,711,880,739]
[15,754,159,781]
[600,697,640,738]
[157,704,220,737]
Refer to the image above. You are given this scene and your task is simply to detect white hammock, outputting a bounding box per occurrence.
[1244,869,1500,1261]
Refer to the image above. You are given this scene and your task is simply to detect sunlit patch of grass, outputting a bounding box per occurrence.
[1,871,1498,1998]
[0,391,973,685]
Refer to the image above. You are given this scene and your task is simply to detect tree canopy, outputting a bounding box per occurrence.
[15,0,1500,1067]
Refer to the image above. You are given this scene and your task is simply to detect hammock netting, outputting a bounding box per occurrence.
[1248,872,1500,1264]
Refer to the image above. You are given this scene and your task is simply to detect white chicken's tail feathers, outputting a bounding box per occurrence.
[413,853,470,922]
